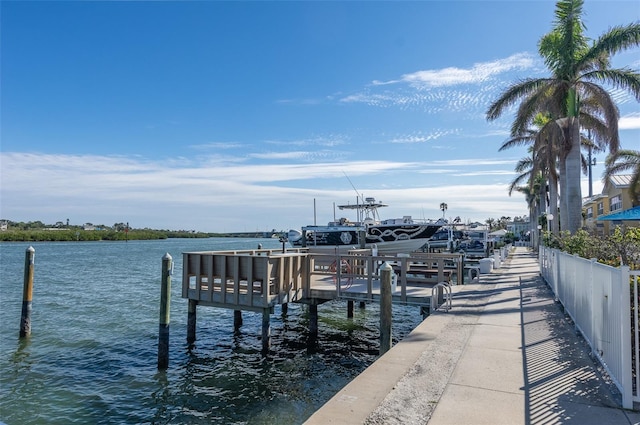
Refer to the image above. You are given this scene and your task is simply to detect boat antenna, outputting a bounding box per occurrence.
[343,171,364,204]
[343,171,365,222]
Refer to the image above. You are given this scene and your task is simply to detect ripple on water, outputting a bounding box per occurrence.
[0,239,424,424]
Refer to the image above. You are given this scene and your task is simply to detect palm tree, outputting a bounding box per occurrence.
[501,114,563,235]
[486,0,640,233]
[485,218,496,231]
[533,121,564,235]
[514,180,545,248]
[604,149,640,205]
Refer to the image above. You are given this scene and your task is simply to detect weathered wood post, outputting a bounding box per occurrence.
[157,253,172,370]
[261,308,271,354]
[309,303,318,337]
[379,262,392,355]
[19,246,35,338]
[347,300,354,318]
[234,310,243,329]
[187,300,197,344]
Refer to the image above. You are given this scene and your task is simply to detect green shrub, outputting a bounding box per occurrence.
[544,227,640,268]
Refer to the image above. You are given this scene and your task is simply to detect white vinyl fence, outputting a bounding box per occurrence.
[539,246,638,409]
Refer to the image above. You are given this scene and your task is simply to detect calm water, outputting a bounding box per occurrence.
[0,238,424,424]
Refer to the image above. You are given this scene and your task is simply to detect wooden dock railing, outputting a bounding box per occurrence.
[182,248,464,310]
[181,248,466,353]
[182,249,308,311]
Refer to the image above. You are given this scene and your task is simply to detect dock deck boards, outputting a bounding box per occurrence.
[182,249,463,311]
[308,274,440,305]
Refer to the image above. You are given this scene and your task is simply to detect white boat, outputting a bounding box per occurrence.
[288,197,444,255]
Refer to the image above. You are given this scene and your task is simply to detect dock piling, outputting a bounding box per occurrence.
[187,300,197,344]
[158,253,172,370]
[261,308,271,354]
[234,310,243,329]
[347,300,354,318]
[19,246,35,338]
[379,262,392,355]
[309,304,318,336]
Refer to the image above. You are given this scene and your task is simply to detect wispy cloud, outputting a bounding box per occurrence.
[339,53,540,115]
[265,135,349,148]
[373,53,536,88]
[248,150,348,162]
[190,141,246,150]
[388,129,461,144]
[428,158,518,167]
[452,170,516,177]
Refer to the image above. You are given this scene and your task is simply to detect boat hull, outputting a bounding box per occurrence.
[292,224,441,255]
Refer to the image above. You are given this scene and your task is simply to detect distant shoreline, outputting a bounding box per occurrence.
[0,229,280,242]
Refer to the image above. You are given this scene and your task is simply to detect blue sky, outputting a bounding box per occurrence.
[1,0,639,233]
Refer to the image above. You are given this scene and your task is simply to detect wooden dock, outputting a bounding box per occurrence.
[181,247,467,351]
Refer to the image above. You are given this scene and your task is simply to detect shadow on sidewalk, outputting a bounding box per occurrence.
[519,275,622,424]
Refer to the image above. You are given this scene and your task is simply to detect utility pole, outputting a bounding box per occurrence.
[587,130,596,197]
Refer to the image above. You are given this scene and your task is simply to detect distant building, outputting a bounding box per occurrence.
[583,174,638,234]
[582,193,609,235]
[507,220,531,240]
[0,221,7,231]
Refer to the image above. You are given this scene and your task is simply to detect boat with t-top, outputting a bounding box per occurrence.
[287,197,444,255]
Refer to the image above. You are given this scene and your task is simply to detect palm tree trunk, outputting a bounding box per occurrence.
[558,154,568,232]
[530,204,537,248]
[538,179,547,225]
[564,117,583,233]
[549,173,559,235]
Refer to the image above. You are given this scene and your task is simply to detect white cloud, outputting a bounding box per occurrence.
[428,158,518,167]
[339,53,539,115]
[0,152,528,231]
[265,135,349,148]
[248,150,348,162]
[619,112,640,130]
[452,170,516,177]
[376,53,535,88]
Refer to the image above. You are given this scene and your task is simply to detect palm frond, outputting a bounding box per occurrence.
[581,22,640,65]
[581,68,640,101]
[486,78,554,121]
[499,131,537,151]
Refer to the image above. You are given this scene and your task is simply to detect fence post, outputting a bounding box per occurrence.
[379,262,392,355]
[620,265,633,409]
[157,253,172,370]
[19,246,35,338]
[590,258,597,357]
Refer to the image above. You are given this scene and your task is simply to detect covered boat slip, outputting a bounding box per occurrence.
[181,248,465,311]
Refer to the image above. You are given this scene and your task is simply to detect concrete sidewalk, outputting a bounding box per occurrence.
[305,247,639,425]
